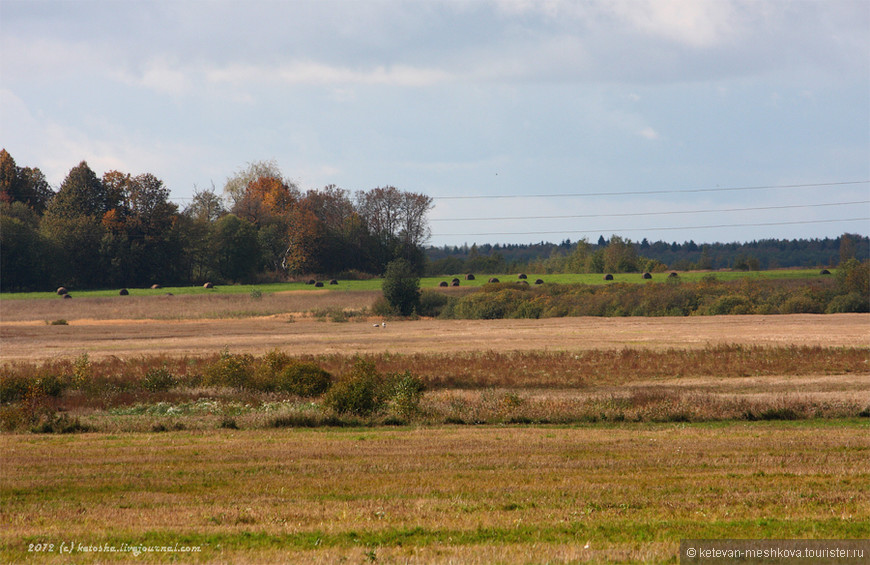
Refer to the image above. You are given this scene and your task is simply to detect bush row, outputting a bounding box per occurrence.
[429,267,868,319]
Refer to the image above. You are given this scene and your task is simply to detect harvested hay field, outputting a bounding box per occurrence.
[2,424,868,564]
[1,312,868,363]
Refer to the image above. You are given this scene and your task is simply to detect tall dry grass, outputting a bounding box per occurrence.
[1,346,867,431]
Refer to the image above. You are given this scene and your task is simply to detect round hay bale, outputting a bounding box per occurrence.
[488,277,500,283]
[306,279,316,285]
[820,269,831,275]
[604,274,614,281]
[438,281,448,287]
[119,288,129,296]
[451,277,460,284]
[451,281,460,286]
[668,272,679,278]
[465,274,475,280]
[534,278,544,285]
[642,272,652,279]
[314,281,324,287]
[329,279,338,285]
[56,286,68,295]
[203,282,214,289]
[518,273,527,279]
[151,284,161,289]
[63,293,72,299]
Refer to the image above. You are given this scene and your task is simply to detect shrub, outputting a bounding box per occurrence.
[322,360,425,418]
[323,360,383,416]
[142,367,176,393]
[706,294,753,315]
[381,258,421,316]
[826,292,870,313]
[418,290,450,317]
[779,295,823,314]
[205,350,254,389]
[385,371,426,419]
[1,373,31,403]
[276,363,332,397]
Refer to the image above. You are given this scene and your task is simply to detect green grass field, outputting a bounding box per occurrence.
[0,268,833,300]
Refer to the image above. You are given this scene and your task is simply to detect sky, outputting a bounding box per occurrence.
[2,0,869,247]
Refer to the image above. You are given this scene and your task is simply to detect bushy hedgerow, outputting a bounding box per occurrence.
[440,277,865,319]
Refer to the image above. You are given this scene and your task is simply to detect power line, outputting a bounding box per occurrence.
[432,217,870,237]
[432,180,869,200]
[430,200,870,222]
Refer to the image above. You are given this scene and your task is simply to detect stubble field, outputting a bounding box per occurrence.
[1,291,868,563]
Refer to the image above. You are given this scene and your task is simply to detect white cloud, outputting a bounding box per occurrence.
[205,61,454,87]
[639,127,660,140]
[115,58,192,97]
[608,0,739,48]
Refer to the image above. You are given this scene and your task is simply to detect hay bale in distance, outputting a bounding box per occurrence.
[56,287,68,295]
[820,269,831,275]
[119,288,129,296]
[452,277,460,284]
[314,281,324,287]
[451,281,460,286]
[642,272,652,279]
[518,273,527,279]
[438,281,448,287]
[604,274,614,281]
[668,272,679,278]
[306,279,316,285]
[488,277,500,283]
[63,294,72,299]
[534,279,544,285]
[466,274,475,280]
[151,284,161,289]
[203,282,214,289]
[329,279,338,285]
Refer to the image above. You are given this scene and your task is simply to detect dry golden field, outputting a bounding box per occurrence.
[1,289,868,362]
[1,293,868,563]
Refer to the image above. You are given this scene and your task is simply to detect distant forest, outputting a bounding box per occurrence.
[2,148,868,292]
[425,234,869,276]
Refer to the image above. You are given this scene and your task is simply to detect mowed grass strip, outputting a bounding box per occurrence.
[2,423,868,563]
[0,269,832,300]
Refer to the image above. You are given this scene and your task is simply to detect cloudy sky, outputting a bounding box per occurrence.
[2,0,868,247]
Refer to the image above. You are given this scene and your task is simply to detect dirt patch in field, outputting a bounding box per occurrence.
[1,313,867,363]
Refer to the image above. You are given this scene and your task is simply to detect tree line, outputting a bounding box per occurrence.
[425,233,868,276]
[0,150,432,291]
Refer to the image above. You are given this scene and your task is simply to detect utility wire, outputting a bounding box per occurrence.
[432,180,869,200]
[432,217,870,237]
[430,200,870,222]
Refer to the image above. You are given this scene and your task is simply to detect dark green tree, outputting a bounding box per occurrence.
[45,161,113,220]
[211,214,260,282]
[381,258,421,316]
